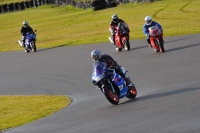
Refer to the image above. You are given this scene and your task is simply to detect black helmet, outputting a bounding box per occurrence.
[112,14,118,23]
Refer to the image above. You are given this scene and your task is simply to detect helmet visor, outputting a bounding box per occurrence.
[113,18,118,23]
[24,24,28,28]
[145,20,152,25]
[93,55,98,61]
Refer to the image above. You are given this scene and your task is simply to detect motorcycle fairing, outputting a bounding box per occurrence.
[92,62,129,98]
[110,70,128,98]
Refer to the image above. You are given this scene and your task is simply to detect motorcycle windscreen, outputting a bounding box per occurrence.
[148,26,161,36]
[91,62,107,82]
[112,73,128,98]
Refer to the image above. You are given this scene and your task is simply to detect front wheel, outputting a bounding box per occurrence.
[116,47,122,52]
[33,42,37,52]
[158,38,165,53]
[124,39,130,51]
[31,42,37,52]
[103,83,119,105]
[25,49,30,53]
[154,40,160,52]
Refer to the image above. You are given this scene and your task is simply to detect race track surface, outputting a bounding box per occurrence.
[1,34,200,133]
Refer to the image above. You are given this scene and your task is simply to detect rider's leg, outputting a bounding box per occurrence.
[22,36,25,47]
[147,38,151,47]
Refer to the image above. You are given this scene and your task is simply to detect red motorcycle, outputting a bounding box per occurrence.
[109,22,130,51]
[148,25,165,53]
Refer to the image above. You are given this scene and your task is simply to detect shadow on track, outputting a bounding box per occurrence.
[166,43,200,52]
[165,37,192,44]
[130,45,147,51]
[121,87,200,105]
[37,45,66,52]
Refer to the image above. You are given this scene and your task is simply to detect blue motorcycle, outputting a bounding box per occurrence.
[92,62,137,105]
[24,30,37,53]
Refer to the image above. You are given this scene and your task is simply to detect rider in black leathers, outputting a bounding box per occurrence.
[91,49,135,88]
[20,21,34,47]
[109,14,128,45]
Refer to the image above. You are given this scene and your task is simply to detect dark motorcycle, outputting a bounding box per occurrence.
[109,22,130,51]
[92,62,137,105]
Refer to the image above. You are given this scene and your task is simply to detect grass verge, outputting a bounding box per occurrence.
[0,95,70,131]
[0,0,200,52]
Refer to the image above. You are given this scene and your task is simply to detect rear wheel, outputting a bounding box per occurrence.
[126,86,137,99]
[103,84,119,105]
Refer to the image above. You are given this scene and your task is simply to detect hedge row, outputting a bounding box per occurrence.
[0,0,56,14]
[91,0,118,11]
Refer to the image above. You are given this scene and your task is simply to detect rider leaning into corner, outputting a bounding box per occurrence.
[20,21,34,47]
[142,16,164,47]
[109,14,130,45]
[91,49,136,90]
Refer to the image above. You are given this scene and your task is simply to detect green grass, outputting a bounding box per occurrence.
[0,95,70,131]
[0,0,200,52]
[0,0,200,131]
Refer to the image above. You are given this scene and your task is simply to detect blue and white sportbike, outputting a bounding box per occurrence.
[24,31,37,53]
[92,62,137,105]
[18,30,37,53]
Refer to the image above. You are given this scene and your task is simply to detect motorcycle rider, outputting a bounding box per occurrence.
[109,14,129,45]
[143,16,163,47]
[20,21,34,47]
[91,49,135,89]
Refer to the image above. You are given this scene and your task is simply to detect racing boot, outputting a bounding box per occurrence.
[147,38,152,47]
[22,40,25,48]
[112,35,116,45]
[124,77,134,87]
[125,77,137,95]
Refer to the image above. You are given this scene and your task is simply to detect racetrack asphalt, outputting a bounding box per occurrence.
[1,34,200,133]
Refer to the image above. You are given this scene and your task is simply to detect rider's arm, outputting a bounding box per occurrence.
[103,54,119,68]
[29,26,34,33]
[21,27,26,36]
[109,22,116,35]
[143,24,149,36]
[152,21,162,30]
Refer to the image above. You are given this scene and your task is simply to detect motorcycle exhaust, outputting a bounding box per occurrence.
[18,40,23,47]
[108,37,114,44]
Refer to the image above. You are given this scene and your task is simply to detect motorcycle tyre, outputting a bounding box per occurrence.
[25,49,30,53]
[103,83,119,105]
[154,40,160,52]
[124,39,130,51]
[33,42,37,52]
[158,38,165,53]
[116,47,122,52]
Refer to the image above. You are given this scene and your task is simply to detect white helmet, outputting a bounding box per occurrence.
[144,16,152,25]
[23,21,28,28]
